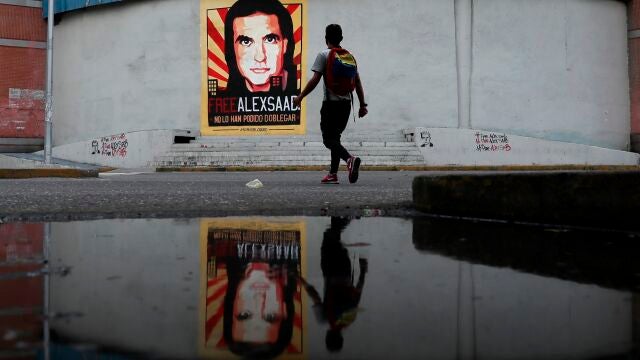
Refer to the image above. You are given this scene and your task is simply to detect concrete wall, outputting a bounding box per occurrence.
[471,0,629,150]
[406,127,640,166]
[303,0,459,136]
[44,129,194,168]
[51,0,630,151]
[51,0,201,145]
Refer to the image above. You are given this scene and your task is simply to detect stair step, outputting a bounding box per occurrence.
[192,133,407,143]
[156,155,423,161]
[153,132,424,167]
[171,142,416,150]
[154,160,425,167]
[163,149,420,157]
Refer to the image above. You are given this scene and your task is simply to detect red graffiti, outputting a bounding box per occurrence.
[91,133,128,158]
[475,132,512,152]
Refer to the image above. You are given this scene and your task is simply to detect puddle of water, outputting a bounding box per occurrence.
[0,217,639,359]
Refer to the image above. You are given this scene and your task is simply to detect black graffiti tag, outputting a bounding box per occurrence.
[419,130,434,148]
[90,133,128,158]
[91,140,99,154]
[474,132,512,152]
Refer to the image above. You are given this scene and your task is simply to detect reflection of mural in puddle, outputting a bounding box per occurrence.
[199,218,306,359]
[0,217,638,359]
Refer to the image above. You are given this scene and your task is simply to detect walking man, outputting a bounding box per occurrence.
[294,24,368,184]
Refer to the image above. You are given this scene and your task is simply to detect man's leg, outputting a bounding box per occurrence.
[324,133,350,174]
[320,101,352,174]
[323,101,361,183]
[321,216,352,277]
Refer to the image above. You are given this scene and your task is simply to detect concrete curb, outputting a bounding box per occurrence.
[0,168,101,179]
[413,171,640,229]
[156,165,640,172]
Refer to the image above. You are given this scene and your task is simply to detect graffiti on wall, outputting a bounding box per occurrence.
[0,88,45,137]
[417,129,434,148]
[200,0,307,136]
[475,131,512,152]
[91,133,128,158]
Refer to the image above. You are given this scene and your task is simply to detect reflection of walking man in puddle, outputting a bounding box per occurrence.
[299,217,368,352]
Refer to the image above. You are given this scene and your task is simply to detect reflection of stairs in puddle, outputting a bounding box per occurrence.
[153,132,424,168]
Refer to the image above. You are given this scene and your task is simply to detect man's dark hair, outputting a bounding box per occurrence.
[224,0,297,94]
[325,329,344,352]
[325,24,343,46]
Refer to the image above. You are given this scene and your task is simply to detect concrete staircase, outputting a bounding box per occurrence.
[152,131,425,168]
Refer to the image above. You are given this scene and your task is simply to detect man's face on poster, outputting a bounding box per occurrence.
[233,12,288,92]
[232,265,287,343]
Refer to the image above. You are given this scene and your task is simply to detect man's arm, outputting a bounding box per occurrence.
[293,71,322,108]
[298,275,323,306]
[355,74,368,118]
[356,258,368,291]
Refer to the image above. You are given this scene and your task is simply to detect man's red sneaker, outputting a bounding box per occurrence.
[347,156,361,183]
[321,173,339,184]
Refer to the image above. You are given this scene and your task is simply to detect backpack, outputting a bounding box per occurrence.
[325,48,357,96]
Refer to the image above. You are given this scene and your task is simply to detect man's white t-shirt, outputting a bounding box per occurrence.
[311,48,353,102]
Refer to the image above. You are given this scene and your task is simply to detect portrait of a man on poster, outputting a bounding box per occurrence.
[224,0,298,95]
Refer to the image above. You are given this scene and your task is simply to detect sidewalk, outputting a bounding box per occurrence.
[0,171,419,222]
[0,153,108,178]
[2,160,639,231]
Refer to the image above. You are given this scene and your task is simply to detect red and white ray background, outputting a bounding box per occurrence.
[207,4,303,91]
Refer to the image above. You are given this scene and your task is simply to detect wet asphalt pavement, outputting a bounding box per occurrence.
[0,171,423,221]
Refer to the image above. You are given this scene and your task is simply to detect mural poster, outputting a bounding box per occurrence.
[199,218,307,359]
[200,0,307,136]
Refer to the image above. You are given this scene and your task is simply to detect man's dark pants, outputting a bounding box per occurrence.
[320,100,352,174]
